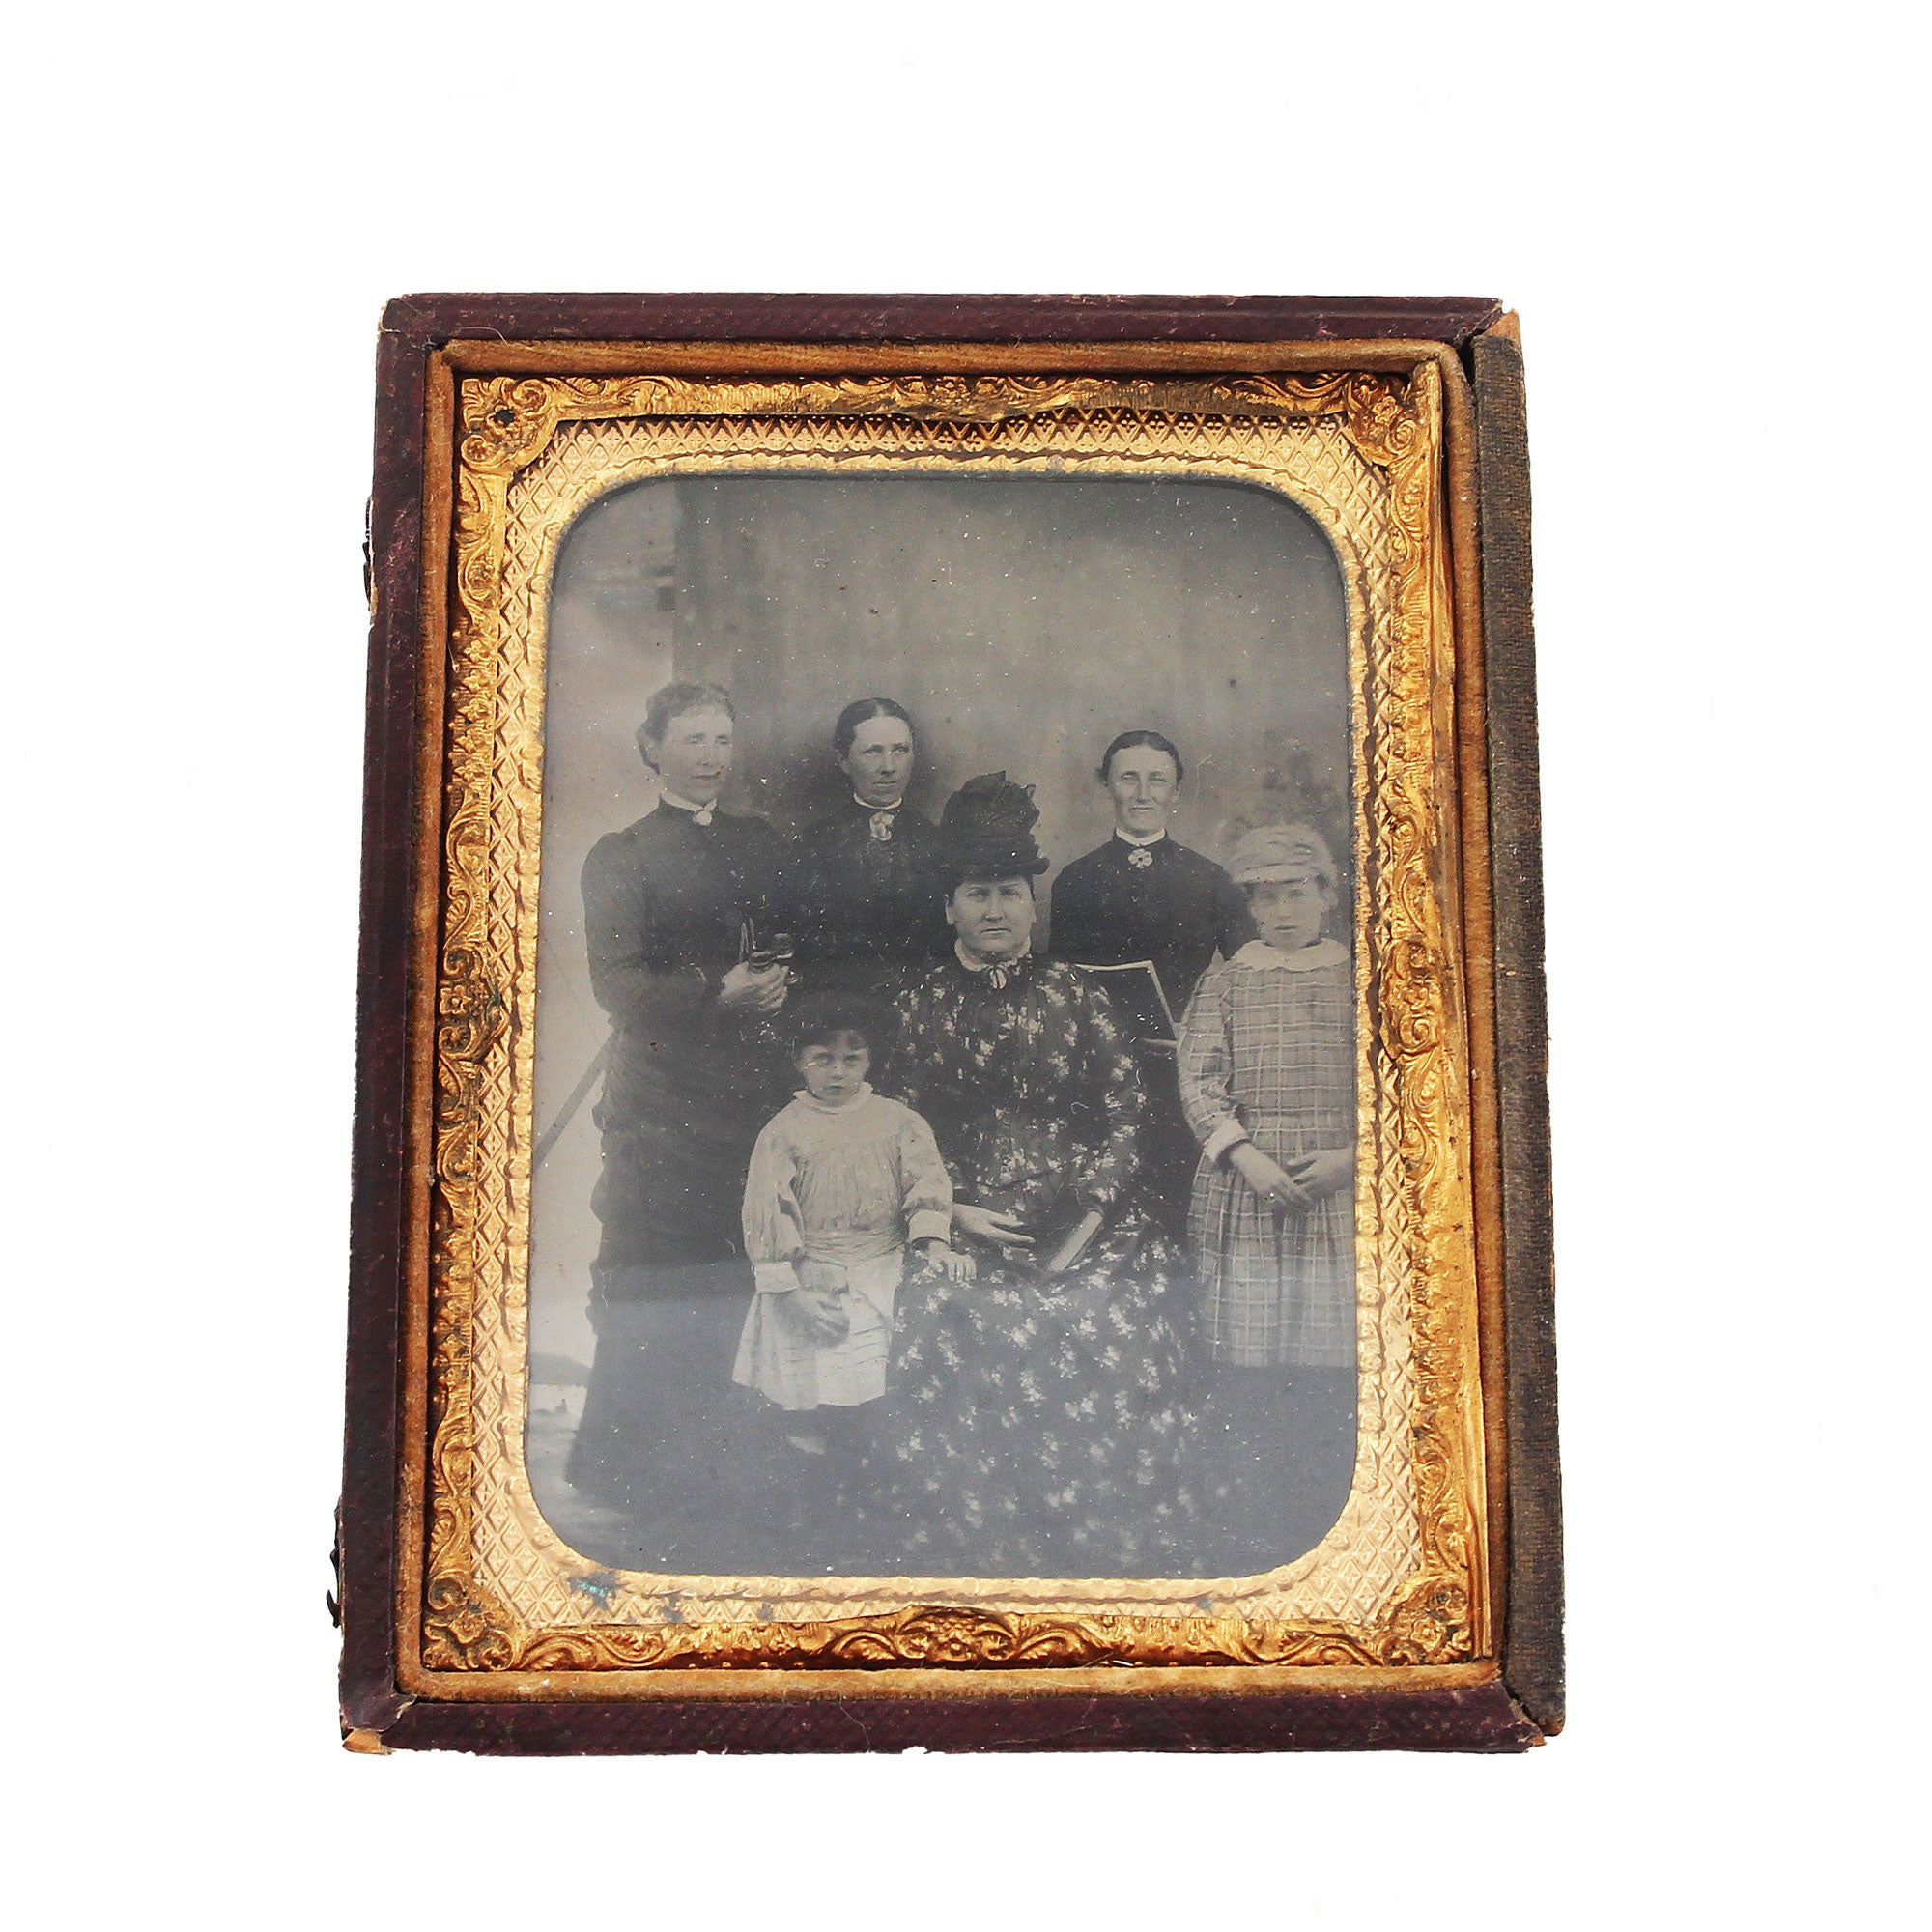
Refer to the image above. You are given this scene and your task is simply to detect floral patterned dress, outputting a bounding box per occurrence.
[871,952,1196,1575]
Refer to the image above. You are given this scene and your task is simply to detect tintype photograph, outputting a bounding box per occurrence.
[342,301,1554,1751]
[526,470,1359,1582]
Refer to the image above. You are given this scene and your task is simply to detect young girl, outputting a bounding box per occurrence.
[732,994,970,1458]
[1177,822,1356,1376]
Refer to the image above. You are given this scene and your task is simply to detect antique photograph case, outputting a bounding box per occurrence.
[340,295,1558,1753]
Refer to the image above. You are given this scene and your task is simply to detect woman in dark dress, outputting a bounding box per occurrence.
[786,697,950,997]
[1049,730,1255,1236]
[565,681,792,1543]
[871,773,1196,1577]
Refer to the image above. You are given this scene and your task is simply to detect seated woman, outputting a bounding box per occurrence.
[869,772,1195,1577]
[1050,729,1256,1237]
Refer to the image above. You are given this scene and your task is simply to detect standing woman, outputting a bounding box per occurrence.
[873,773,1195,1577]
[566,681,792,1539]
[787,697,950,996]
[1050,729,1255,1236]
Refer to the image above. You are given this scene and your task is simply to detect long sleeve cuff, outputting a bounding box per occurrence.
[594,962,715,1033]
[1203,1121,1251,1164]
[906,1208,952,1246]
[753,1260,799,1294]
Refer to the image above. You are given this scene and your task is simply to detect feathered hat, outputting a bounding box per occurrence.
[937,771,1051,886]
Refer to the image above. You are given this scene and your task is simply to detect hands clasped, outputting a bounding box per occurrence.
[1231,1143,1354,1212]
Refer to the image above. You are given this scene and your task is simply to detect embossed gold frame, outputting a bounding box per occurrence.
[344,301,1557,1752]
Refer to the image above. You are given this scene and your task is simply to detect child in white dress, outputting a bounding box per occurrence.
[733,995,971,1457]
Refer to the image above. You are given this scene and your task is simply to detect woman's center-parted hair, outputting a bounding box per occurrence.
[1096,727,1184,785]
[834,696,916,758]
[636,680,736,769]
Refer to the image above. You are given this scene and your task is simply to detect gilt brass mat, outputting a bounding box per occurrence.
[418,362,1488,1673]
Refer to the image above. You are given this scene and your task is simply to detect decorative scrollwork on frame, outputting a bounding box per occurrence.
[1356,361,1485,1651]
[506,1603,1413,1674]
[454,366,1417,476]
[419,362,1488,1679]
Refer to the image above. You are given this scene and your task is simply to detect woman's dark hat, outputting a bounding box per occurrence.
[938,771,1050,882]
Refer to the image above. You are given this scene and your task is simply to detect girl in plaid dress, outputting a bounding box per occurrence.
[1177,824,1356,1373]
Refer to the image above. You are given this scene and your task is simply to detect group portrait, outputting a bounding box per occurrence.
[524,469,1363,1583]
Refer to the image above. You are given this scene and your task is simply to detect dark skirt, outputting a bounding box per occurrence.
[1132,1049,1202,1241]
[867,1215,1197,1577]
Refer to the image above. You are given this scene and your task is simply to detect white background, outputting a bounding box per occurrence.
[9,2,1920,1924]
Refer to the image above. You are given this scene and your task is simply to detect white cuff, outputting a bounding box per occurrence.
[1203,1121,1251,1164]
[753,1260,799,1294]
[907,1208,952,1246]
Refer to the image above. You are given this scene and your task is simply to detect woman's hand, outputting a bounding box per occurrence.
[1287,1147,1354,1200]
[952,1204,1034,1249]
[717,960,790,1013]
[1230,1143,1313,1212]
